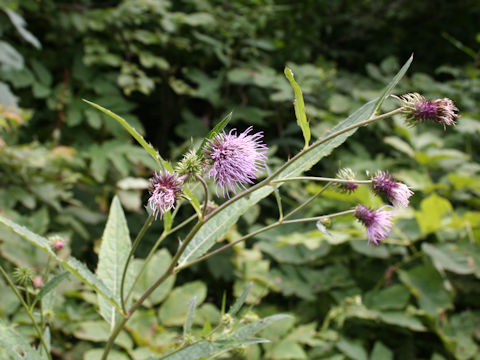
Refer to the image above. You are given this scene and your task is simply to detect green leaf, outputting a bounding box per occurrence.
[398,265,452,316]
[269,339,307,359]
[336,337,368,360]
[226,314,291,341]
[196,111,232,156]
[183,296,197,337]
[132,249,176,306]
[374,54,413,112]
[422,243,474,275]
[0,321,42,360]
[160,339,268,360]
[159,281,207,326]
[370,341,393,360]
[178,60,410,267]
[284,67,310,148]
[73,320,132,351]
[4,9,41,49]
[415,194,453,234]
[97,196,133,326]
[0,214,122,314]
[183,185,202,218]
[83,99,165,169]
[227,282,252,316]
[33,272,69,305]
[82,349,129,360]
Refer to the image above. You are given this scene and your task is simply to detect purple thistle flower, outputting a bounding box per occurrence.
[354,205,395,245]
[400,93,459,128]
[148,171,184,219]
[371,171,413,208]
[203,126,268,197]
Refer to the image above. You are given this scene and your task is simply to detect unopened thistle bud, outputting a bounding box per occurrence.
[148,171,184,219]
[335,168,359,193]
[49,235,65,251]
[371,171,413,208]
[33,275,44,289]
[13,267,35,286]
[176,150,203,178]
[354,205,395,245]
[399,93,458,128]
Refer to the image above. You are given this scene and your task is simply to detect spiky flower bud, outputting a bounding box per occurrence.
[148,171,184,219]
[176,150,203,178]
[399,93,458,128]
[13,267,35,286]
[354,205,395,245]
[335,168,359,193]
[49,235,65,251]
[371,171,413,208]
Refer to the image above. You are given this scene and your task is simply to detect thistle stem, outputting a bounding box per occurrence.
[175,208,354,271]
[283,183,332,220]
[100,106,403,360]
[0,265,52,360]
[271,177,372,184]
[195,174,210,219]
[120,214,154,313]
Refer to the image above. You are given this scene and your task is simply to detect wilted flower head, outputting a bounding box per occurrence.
[371,171,413,208]
[148,171,184,219]
[203,126,268,197]
[335,168,359,194]
[354,205,395,245]
[400,93,458,128]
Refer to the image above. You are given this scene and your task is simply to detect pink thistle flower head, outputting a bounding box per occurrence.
[354,204,395,245]
[371,171,413,208]
[33,275,44,289]
[400,93,458,128]
[148,171,184,219]
[203,126,268,197]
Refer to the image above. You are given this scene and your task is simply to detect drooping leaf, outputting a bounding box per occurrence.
[284,67,310,148]
[183,296,197,337]
[96,196,133,327]
[0,214,122,314]
[4,9,41,49]
[227,282,253,316]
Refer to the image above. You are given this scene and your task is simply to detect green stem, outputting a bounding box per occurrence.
[195,174,210,219]
[175,208,354,272]
[0,266,52,360]
[283,183,332,220]
[271,177,372,184]
[101,218,206,360]
[120,214,154,313]
[125,213,197,303]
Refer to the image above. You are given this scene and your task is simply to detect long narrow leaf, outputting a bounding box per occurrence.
[284,67,310,148]
[197,111,233,156]
[83,99,166,169]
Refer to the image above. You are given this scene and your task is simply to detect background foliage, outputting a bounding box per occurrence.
[1,0,479,359]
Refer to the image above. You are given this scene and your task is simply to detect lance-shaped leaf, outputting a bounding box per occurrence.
[83,99,166,169]
[197,111,232,156]
[0,214,122,314]
[284,67,310,148]
[177,57,412,267]
[96,196,133,328]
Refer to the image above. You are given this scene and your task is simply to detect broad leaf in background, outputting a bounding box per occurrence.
[96,196,133,328]
[284,67,310,148]
[0,214,122,313]
[0,321,42,360]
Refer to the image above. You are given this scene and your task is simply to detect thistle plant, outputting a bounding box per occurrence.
[0,56,462,360]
